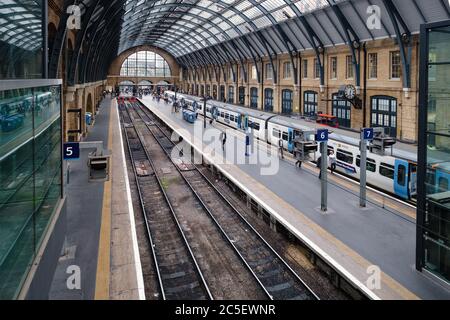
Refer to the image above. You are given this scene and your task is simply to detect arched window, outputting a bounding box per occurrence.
[120,51,171,77]
[228,86,234,103]
[304,91,318,116]
[264,88,274,112]
[119,81,135,93]
[282,90,293,115]
[219,85,225,101]
[212,85,218,100]
[250,88,258,109]
[138,80,153,90]
[371,96,397,138]
[238,87,245,105]
[332,93,351,128]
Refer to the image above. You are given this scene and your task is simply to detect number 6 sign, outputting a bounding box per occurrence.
[316,129,329,142]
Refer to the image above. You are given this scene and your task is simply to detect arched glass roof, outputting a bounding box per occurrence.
[47,0,450,83]
[0,0,42,51]
[119,0,333,57]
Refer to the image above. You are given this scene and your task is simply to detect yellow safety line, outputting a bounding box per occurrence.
[144,100,420,300]
[94,101,113,300]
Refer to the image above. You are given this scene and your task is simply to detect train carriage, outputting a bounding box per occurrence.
[161,91,427,201]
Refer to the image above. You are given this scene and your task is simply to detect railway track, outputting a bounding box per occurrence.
[132,101,319,300]
[170,100,417,210]
[118,102,212,300]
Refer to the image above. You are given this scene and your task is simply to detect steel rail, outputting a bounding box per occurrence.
[134,101,319,300]
[119,101,213,300]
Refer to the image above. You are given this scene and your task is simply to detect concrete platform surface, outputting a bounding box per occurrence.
[49,97,144,300]
[139,96,450,300]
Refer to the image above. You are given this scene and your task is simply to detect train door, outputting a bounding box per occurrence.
[288,128,294,153]
[394,159,409,199]
[410,164,417,198]
[436,170,450,193]
[238,114,248,131]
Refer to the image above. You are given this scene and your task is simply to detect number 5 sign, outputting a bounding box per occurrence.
[64,143,80,160]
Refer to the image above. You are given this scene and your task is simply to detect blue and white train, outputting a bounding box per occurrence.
[164,91,450,201]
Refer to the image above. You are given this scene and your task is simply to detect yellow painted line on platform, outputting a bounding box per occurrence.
[141,98,420,300]
[95,103,113,300]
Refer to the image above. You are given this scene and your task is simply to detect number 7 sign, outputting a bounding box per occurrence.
[362,128,374,141]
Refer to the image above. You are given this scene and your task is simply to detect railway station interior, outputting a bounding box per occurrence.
[1,0,450,305]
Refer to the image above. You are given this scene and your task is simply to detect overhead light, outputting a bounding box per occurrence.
[282,10,292,19]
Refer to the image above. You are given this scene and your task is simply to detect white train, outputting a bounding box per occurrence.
[164,91,447,201]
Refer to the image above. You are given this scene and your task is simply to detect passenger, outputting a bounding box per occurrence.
[220,131,227,151]
[278,139,284,160]
[329,150,336,174]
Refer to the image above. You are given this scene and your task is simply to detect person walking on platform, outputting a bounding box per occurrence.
[278,139,284,160]
[329,150,336,174]
[319,150,336,179]
[220,131,227,151]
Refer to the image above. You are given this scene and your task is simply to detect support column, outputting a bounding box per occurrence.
[273,84,279,113]
[64,86,77,142]
[293,84,301,114]
[76,86,86,137]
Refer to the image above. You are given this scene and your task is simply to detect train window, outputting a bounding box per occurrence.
[273,129,281,138]
[379,163,395,180]
[336,149,353,165]
[356,156,377,172]
[397,165,406,186]
[225,113,230,120]
[220,112,225,118]
[438,177,448,192]
[230,115,235,122]
[251,122,260,131]
[282,132,289,141]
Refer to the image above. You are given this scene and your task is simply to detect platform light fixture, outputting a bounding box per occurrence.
[282,10,292,20]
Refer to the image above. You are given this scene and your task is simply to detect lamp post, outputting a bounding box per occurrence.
[203,95,209,129]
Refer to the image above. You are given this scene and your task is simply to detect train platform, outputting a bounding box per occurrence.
[49,97,144,300]
[139,96,450,300]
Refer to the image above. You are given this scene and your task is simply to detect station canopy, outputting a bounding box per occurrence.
[0,0,43,51]
[115,0,450,61]
[45,0,450,82]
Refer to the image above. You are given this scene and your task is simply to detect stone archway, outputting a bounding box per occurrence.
[86,93,94,115]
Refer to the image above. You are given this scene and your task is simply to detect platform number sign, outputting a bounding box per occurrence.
[64,143,80,160]
[362,128,374,141]
[316,129,329,142]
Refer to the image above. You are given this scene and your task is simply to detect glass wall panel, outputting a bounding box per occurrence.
[120,51,172,77]
[0,1,44,79]
[419,24,450,283]
[0,84,62,299]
